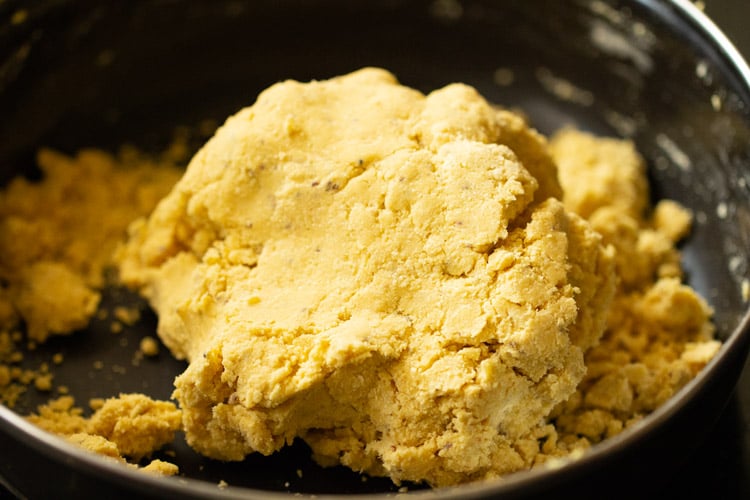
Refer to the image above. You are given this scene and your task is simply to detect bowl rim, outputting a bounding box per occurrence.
[1,0,750,498]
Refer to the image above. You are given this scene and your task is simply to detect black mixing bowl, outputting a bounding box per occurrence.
[0,0,749,498]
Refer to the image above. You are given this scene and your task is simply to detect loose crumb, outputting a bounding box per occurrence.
[141,459,179,476]
[34,373,53,391]
[0,365,10,386]
[10,10,28,25]
[139,336,160,357]
[113,306,141,326]
[89,398,105,411]
[28,394,182,471]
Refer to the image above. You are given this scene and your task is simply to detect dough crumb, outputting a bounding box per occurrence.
[141,459,180,476]
[27,394,182,473]
[139,336,160,357]
[114,306,141,326]
[89,398,105,411]
[0,330,68,407]
[34,372,53,392]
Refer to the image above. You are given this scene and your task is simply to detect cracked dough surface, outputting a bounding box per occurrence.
[118,68,616,486]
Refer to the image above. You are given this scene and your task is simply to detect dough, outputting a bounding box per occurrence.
[0,67,719,488]
[27,394,181,474]
[118,68,617,485]
[0,148,182,342]
[548,129,718,440]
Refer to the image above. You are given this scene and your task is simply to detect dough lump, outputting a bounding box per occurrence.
[0,148,182,342]
[548,129,718,441]
[118,68,616,486]
[27,394,181,475]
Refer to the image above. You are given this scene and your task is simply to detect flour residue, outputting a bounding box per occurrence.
[656,133,692,172]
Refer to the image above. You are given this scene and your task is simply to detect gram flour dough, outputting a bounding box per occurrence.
[118,68,617,486]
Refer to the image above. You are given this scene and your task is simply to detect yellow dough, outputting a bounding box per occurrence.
[0,66,719,488]
[0,148,182,342]
[27,394,181,475]
[548,129,718,440]
[118,68,617,485]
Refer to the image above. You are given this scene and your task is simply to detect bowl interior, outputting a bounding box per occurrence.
[1,0,749,497]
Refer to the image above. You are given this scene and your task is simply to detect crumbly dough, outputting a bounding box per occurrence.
[0,148,182,342]
[118,68,617,486]
[548,129,719,441]
[0,147,182,408]
[0,68,720,488]
[0,330,59,407]
[27,394,181,474]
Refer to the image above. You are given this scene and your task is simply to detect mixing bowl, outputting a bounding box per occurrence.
[0,0,749,498]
